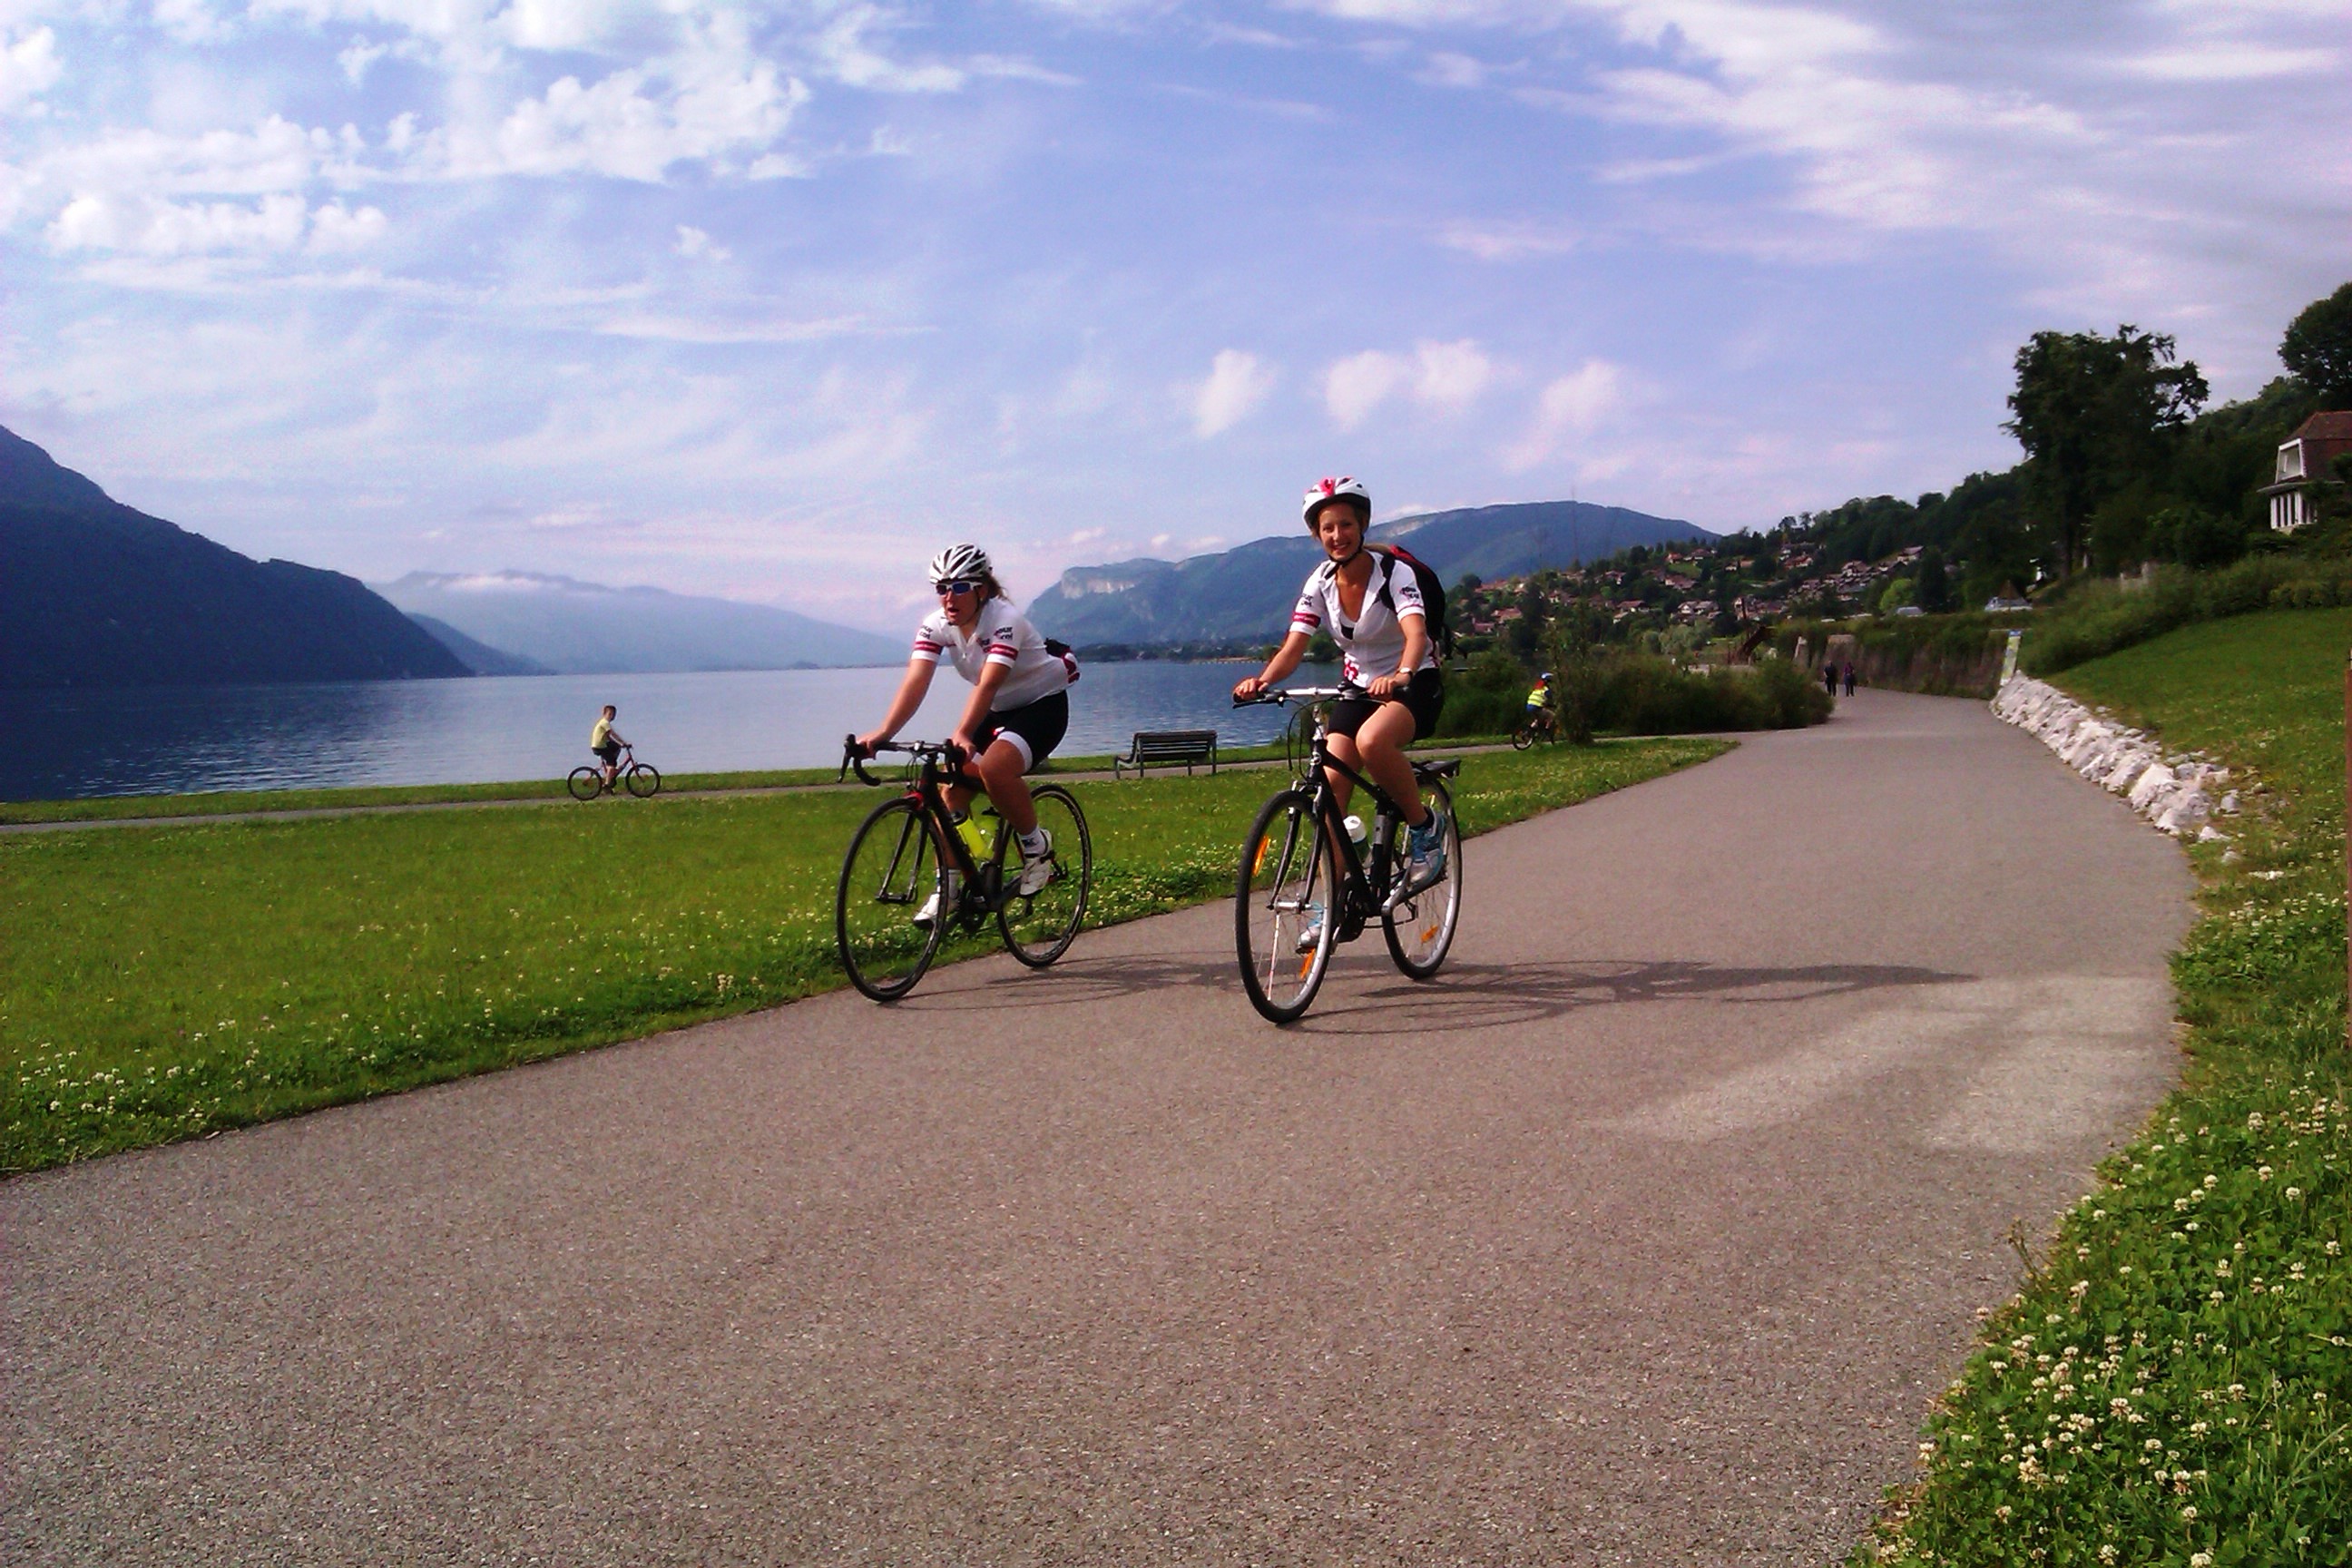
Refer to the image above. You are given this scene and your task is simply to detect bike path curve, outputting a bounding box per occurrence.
[3,690,2193,1566]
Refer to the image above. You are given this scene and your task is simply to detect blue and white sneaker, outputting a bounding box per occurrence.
[1406,808,1449,888]
[1293,902,1326,955]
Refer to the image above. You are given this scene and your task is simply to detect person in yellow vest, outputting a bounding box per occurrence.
[1524,672,1554,739]
[589,704,627,789]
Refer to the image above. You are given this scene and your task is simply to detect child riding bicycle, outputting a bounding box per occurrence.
[589,705,628,789]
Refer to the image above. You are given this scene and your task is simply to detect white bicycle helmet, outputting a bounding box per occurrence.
[1301,475,1370,528]
[929,542,992,583]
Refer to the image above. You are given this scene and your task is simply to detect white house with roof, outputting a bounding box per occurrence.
[2261,411,2352,532]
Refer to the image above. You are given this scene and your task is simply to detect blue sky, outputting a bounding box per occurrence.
[3,1,2345,632]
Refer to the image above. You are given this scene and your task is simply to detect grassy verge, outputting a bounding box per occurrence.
[0,737,1721,1172]
[1857,610,2352,1567]
[0,739,1528,827]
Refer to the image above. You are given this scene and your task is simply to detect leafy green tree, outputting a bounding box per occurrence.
[1915,546,1953,612]
[2004,325,2209,578]
[2280,281,2352,408]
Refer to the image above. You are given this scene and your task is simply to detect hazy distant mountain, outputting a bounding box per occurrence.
[406,612,553,677]
[1030,500,1710,648]
[0,426,469,691]
[377,571,902,673]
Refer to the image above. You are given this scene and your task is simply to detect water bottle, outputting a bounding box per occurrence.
[1343,814,1367,853]
[955,810,991,864]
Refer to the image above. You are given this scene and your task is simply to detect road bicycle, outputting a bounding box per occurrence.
[568,744,661,800]
[834,737,1093,1002]
[1230,686,1464,1023]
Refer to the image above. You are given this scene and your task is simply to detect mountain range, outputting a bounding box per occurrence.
[376,572,904,674]
[0,426,468,691]
[1028,500,1711,649]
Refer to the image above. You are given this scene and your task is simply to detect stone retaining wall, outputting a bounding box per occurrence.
[1991,675,2238,842]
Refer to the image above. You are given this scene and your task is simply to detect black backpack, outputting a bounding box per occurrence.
[1367,543,1453,659]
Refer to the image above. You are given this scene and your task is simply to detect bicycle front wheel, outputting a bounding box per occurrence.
[1384,777,1462,981]
[1236,789,1337,1024]
[624,761,662,799]
[567,767,603,801]
[836,797,946,1002]
[996,785,1092,967]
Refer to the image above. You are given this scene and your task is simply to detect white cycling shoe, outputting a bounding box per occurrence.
[913,873,961,929]
[1014,829,1056,896]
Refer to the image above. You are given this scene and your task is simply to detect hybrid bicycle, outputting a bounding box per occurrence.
[568,744,661,800]
[834,737,1093,1002]
[1230,686,1464,1023]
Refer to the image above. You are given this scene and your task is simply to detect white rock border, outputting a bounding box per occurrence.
[1992,675,2239,843]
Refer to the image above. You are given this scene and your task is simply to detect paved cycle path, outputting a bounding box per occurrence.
[4,691,2192,1566]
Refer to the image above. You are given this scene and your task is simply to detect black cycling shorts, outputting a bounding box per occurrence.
[982,690,1069,772]
[1328,668,1443,743]
[593,740,622,763]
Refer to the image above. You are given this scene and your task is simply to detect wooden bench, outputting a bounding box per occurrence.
[1113,730,1220,779]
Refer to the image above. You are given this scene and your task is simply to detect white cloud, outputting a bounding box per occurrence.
[673,222,728,260]
[451,58,806,181]
[1418,50,1485,88]
[1508,359,1624,470]
[1324,348,1406,430]
[2123,44,2336,82]
[307,199,386,251]
[337,39,387,84]
[1323,339,1494,428]
[1412,338,1494,410]
[814,5,965,93]
[49,191,309,253]
[0,24,58,115]
[1193,348,1276,437]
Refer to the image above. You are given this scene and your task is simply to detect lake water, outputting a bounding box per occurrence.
[1,661,1333,801]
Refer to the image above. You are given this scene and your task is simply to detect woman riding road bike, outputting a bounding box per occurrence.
[1231,476,1449,946]
[853,544,1078,927]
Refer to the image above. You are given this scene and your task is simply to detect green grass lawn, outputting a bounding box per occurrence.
[0,738,1721,1172]
[1858,610,2352,1567]
[0,740,1328,826]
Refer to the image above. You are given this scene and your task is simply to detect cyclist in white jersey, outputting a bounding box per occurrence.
[855,544,1077,925]
[1233,476,1448,890]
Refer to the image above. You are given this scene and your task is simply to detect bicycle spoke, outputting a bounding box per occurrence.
[836,798,946,1001]
[997,786,1092,967]
[1235,789,1335,1023]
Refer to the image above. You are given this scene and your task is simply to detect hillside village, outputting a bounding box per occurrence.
[1446,524,1968,660]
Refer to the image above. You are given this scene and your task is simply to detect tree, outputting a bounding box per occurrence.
[2281,282,2352,408]
[2004,325,2209,578]
[1915,546,1953,612]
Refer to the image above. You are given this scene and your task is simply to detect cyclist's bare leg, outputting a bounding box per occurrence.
[971,737,1039,836]
[1339,703,1430,828]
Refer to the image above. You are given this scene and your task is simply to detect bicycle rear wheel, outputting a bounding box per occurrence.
[996,785,1092,967]
[1236,788,1337,1024]
[566,767,603,801]
[1384,776,1462,981]
[836,797,946,1001]
[624,761,662,798]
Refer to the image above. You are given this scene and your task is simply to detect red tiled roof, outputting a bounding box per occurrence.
[2292,411,2352,444]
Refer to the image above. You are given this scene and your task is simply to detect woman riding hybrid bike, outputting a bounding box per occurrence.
[1230,477,1463,1021]
[838,544,1091,999]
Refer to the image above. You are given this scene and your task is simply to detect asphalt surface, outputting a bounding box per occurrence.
[3,690,2194,1566]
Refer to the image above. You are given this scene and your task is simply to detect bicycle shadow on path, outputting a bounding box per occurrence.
[899,949,1972,1032]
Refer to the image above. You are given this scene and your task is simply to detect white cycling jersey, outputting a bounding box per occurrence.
[913,596,1072,710]
[1289,552,1436,688]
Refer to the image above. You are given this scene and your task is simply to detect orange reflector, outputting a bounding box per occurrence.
[1252,839,1269,877]
[1422,924,1439,942]
[1297,954,1312,978]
